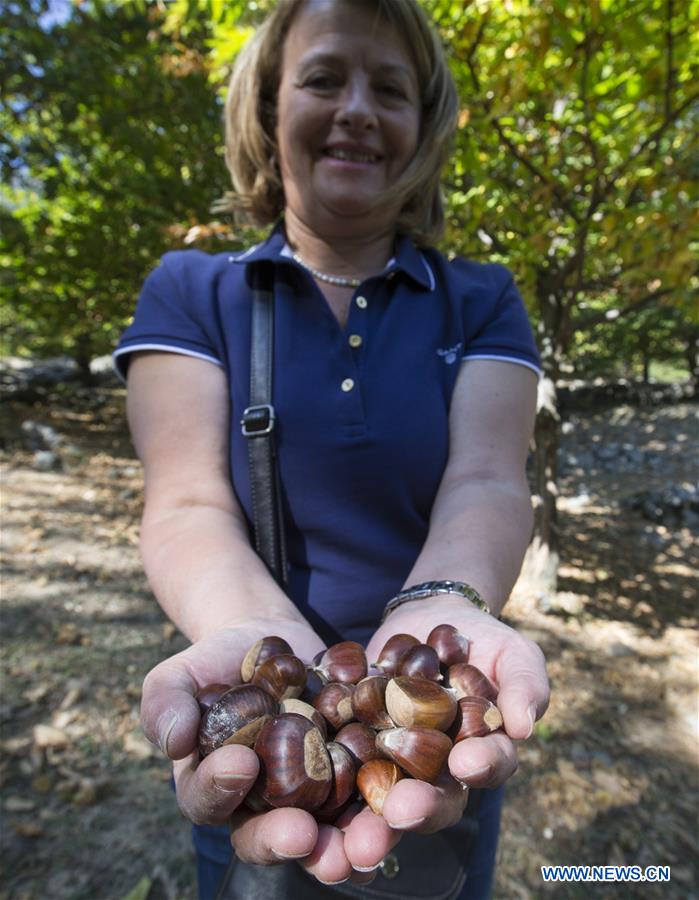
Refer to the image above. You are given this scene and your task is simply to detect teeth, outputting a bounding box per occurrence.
[326,149,379,163]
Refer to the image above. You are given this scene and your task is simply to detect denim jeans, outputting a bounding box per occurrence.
[192,786,504,900]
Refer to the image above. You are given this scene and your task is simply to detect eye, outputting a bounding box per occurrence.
[377,83,408,100]
[304,72,340,90]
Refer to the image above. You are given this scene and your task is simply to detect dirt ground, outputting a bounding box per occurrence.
[1,383,697,899]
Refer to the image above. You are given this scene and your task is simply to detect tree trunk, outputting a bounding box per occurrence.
[521,374,560,598]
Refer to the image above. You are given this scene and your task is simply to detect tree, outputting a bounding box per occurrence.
[433,0,698,592]
[1,0,226,372]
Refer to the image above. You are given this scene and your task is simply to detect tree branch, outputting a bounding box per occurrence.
[573,286,674,332]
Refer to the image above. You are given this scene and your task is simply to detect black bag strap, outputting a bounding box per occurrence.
[241,262,288,587]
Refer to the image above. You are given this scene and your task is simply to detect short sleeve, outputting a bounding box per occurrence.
[462,267,540,375]
[112,251,224,382]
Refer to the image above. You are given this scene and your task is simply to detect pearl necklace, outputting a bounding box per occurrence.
[292,252,362,288]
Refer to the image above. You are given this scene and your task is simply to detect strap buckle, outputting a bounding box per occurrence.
[241,404,275,437]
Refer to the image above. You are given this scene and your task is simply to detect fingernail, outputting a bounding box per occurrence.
[387,815,425,829]
[156,711,178,755]
[271,849,310,860]
[317,877,350,885]
[352,862,382,872]
[526,703,537,739]
[213,773,252,793]
[456,764,492,785]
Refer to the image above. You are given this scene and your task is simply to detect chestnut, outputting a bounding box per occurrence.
[449,697,503,742]
[375,726,452,784]
[315,741,357,820]
[314,641,367,684]
[195,682,232,713]
[253,713,332,811]
[373,633,420,676]
[351,675,393,729]
[446,663,497,702]
[396,644,442,681]
[279,698,328,739]
[250,653,306,700]
[357,759,404,816]
[240,635,293,682]
[335,722,382,766]
[426,624,470,669]
[198,684,279,756]
[312,682,356,731]
[384,676,457,732]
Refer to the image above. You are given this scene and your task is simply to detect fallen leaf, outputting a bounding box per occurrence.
[5,797,36,813]
[55,623,80,645]
[31,775,53,793]
[13,822,43,838]
[162,622,177,641]
[124,731,156,760]
[119,875,152,900]
[23,683,52,704]
[33,724,69,749]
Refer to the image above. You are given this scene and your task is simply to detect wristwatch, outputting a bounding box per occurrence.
[381,580,493,623]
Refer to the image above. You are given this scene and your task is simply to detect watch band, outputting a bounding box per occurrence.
[381,580,492,623]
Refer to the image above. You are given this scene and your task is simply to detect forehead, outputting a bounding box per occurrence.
[282,0,415,72]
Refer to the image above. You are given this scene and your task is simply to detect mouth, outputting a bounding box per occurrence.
[324,148,382,164]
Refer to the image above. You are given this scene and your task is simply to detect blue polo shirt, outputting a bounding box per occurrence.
[114,225,539,646]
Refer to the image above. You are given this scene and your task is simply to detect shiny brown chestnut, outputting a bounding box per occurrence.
[195,682,232,713]
[449,697,503,742]
[253,713,332,811]
[314,641,368,684]
[351,675,393,729]
[250,653,306,701]
[280,698,328,739]
[240,635,293,682]
[357,759,404,816]
[312,682,356,730]
[334,722,383,766]
[446,663,497,702]
[315,741,357,820]
[375,726,452,784]
[198,684,279,756]
[384,676,457,732]
[396,643,443,681]
[426,624,470,669]
[373,633,420,677]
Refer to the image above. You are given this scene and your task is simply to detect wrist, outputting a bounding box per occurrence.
[381,580,494,624]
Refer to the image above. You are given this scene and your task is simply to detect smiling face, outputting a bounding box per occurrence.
[275,0,421,239]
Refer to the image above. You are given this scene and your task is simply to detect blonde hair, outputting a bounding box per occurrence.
[218,0,458,246]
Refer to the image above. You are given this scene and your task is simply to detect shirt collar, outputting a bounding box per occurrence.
[228,223,435,292]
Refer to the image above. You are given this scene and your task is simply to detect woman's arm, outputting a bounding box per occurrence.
[401,357,537,614]
[129,352,365,881]
[127,351,311,641]
[341,359,549,868]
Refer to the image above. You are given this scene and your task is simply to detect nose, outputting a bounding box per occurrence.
[336,75,377,129]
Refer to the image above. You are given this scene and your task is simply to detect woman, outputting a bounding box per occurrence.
[115,0,549,897]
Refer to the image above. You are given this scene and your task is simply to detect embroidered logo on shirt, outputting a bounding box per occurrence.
[437,342,462,365]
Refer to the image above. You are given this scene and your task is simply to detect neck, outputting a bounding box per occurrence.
[284,212,396,281]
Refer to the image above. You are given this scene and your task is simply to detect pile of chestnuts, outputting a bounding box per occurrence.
[197,625,503,823]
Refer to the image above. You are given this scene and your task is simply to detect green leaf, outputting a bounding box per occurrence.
[119,876,152,900]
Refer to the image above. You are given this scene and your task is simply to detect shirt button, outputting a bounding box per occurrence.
[348,334,362,348]
[341,378,355,392]
[356,296,368,309]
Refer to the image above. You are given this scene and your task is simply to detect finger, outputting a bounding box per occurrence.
[141,658,202,760]
[173,744,259,825]
[229,806,318,865]
[448,731,518,789]
[342,804,403,872]
[298,824,353,885]
[495,637,550,740]
[381,771,468,833]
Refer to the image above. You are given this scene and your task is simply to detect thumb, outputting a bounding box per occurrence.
[494,638,549,740]
[141,658,201,759]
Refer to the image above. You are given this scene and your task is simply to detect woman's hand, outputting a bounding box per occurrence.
[337,599,549,870]
[140,619,381,884]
